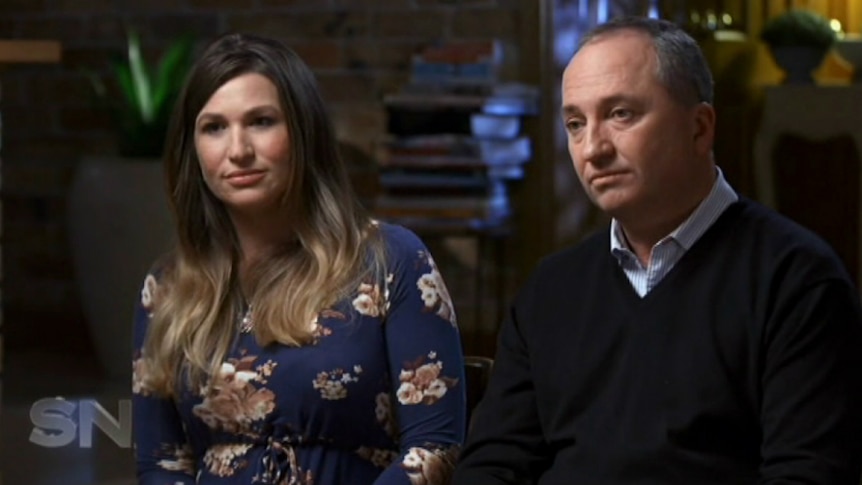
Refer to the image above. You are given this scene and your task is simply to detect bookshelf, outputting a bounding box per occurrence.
[371,41,539,351]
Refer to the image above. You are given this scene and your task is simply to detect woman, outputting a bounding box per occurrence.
[132,33,466,484]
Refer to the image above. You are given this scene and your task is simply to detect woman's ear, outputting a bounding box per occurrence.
[692,102,716,157]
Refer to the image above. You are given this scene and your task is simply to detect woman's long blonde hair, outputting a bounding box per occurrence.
[142,33,384,397]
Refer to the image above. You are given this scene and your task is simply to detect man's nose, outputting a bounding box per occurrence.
[581,124,614,165]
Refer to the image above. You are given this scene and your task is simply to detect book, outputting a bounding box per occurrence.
[383,134,531,165]
[373,191,511,222]
[471,113,521,139]
[378,171,517,194]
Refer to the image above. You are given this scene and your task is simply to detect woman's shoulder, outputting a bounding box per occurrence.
[373,220,428,253]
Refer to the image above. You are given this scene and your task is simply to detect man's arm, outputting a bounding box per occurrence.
[452,305,550,485]
[759,278,862,484]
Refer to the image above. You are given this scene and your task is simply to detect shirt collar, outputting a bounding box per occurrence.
[610,167,738,254]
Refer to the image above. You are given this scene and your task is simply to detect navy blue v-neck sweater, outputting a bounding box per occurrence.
[454,198,862,484]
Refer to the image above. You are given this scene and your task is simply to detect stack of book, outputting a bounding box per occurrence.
[374,44,539,226]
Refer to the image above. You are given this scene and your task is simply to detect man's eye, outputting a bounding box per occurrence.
[611,108,633,119]
[566,120,584,131]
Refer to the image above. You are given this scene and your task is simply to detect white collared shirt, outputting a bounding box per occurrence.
[610,168,739,297]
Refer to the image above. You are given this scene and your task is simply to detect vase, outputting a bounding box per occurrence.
[67,157,174,383]
[769,46,829,84]
[834,36,862,84]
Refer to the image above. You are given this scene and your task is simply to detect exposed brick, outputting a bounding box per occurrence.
[2,136,109,160]
[56,0,118,13]
[0,18,19,37]
[373,10,449,37]
[256,0,332,8]
[16,16,85,41]
[329,103,387,154]
[77,14,129,43]
[0,0,49,13]
[373,69,411,97]
[415,0,496,5]
[189,0,252,8]
[290,40,343,70]
[332,0,413,8]
[2,164,75,197]
[0,106,58,142]
[228,11,369,39]
[142,14,223,40]
[317,72,379,104]
[1,1,530,356]
[451,7,518,37]
[344,39,425,70]
[5,73,94,108]
[118,0,193,10]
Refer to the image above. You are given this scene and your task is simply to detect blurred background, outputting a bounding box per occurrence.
[2,0,861,483]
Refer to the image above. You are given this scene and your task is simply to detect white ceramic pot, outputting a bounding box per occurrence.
[67,157,174,382]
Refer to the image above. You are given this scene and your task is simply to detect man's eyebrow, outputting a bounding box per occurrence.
[561,104,581,117]
[561,95,638,117]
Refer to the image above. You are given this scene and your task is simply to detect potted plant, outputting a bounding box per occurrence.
[760,9,837,83]
[67,30,194,382]
[87,30,194,157]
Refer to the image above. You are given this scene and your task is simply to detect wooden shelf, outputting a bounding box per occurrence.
[0,40,61,64]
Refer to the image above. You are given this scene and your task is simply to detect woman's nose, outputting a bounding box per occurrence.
[227,129,253,162]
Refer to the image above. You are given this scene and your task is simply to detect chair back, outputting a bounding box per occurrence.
[463,355,494,431]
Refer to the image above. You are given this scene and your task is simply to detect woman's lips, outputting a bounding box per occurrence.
[225,170,265,187]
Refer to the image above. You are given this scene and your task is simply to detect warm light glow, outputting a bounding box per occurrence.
[830,19,843,33]
[722,13,733,27]
[706,10,717,30]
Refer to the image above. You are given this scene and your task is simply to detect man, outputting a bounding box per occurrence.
[452,16,862,484]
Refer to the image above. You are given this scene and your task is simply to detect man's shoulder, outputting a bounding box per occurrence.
[527,229,609,283]
[719,198,852,283]
[733,198,840,256]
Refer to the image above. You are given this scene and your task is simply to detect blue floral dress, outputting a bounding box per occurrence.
[132,223,466,484]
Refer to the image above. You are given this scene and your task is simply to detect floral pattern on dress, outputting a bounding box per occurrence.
[356,446,399,468]
[203,443,253,477]
[133,223,465,484]
[401,445,459,485]
[140,273,159,315]
[255,444,315,485]
[193,355,277,434]
[415,252,456,326]
[312,365,363,400]
[155,443,195,474]
[374,392,399,440]
[132,352,153,396]
[396,351,459,405]
[353,280,387,317]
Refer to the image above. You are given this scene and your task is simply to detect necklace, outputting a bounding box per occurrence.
[238,304,253,333]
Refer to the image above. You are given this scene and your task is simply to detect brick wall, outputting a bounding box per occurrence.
[0,0,531,357]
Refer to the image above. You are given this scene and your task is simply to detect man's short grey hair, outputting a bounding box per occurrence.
[578,16,714,106]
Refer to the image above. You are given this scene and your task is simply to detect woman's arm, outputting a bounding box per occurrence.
[373,226,466,485]
[132,273,197,484]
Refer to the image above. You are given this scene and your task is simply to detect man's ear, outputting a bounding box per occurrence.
[692,102,716,156]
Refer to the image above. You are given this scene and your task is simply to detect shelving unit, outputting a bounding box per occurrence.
[370,41,539,352]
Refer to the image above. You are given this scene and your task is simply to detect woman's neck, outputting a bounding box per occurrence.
[229,209,296,295]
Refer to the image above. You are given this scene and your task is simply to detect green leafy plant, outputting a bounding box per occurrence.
[760,9,836,51]
[88,30,194,158]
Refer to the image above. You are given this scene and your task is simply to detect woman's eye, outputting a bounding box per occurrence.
[200,122,224,134]
[251,116,275,127]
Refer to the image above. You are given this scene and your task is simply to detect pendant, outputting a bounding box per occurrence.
[239,306,253,333]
